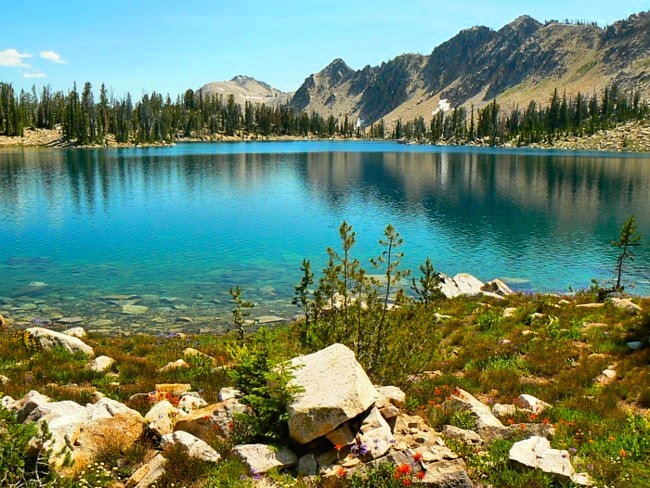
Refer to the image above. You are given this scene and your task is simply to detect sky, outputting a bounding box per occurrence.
[1,0,648,97]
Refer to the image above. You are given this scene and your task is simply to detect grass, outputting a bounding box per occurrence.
[0,292,648,487]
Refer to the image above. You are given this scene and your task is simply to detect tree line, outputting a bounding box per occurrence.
[0,81,362,144]
[387,85,648,146]
[0,81,647,146]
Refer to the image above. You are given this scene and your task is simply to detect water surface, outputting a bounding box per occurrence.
[1,141,648,331]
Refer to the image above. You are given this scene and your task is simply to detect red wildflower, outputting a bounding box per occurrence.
[403,479,412,486]
[337,467,346,477]
[543,418,550,424]
[413,453,423,462]
[335,443,343,452]
[620,449,627,457]
[397,464,411,475]
[417,471,425,479]
[520,423,526,430]
[507,418,514,425]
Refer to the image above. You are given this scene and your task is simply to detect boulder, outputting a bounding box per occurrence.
[218,387,242,402]
[325,422,356,446]
[122,304,148,315]
[232,443,298,474]
[0,374,9,385]
[502,307,517,318]
[442,425,483,445]
[1,395,16,410]
[438,274,462,298]
[63,327,86,338]
[479,423,555,443]
[356,407,394,459]
[492,403,517,417]
[40,397,145,475]
[286,343,378,444]
[125,453,166,488]
[298,453,319,476]
[174,398,246,441]
[158,359,189,372]
[607,297,641,314]
[14,390,51,422]
[376,385,406,409]
[178,392,207,412]
[145,400,181,436]
[88,355,115,372]
[453,273,485,295]
[444,389,503,429]
[161,431,221,462]
[517,394,550,414]
[23,400,85,424]
[26,327,94,356]
[509,436,590,485]
[482,279,514,296]
[155,383,191,397]
[419,458,474,488]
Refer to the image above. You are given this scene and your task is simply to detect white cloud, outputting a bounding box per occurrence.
[23,72,47,79]
[0,48,32,67]
[39,50,67,64]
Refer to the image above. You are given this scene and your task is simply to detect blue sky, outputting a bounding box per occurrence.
[1,0,648,97]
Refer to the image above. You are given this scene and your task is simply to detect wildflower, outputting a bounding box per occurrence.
[507,419,514,425]
[529,413,537,421]
[589,439,594,444]
[519,423,526,430]
[428,400,436,405]
[413,453,423,462]
[337,467,346,477]
[543,418,550,424]
[568,421,574,427]
[203,415,210,421]
[619,449,627,457]
[570,447,577,453]
[397,464,411,475]
[608,435,614,441]
[403,479,412,486]
[417,471,425,480]
[335,443,343,452]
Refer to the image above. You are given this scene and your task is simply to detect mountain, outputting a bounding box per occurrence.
[197,75,291,106]
[290,11,650,126]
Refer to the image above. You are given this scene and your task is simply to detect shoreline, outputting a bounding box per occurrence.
[1,120,649,153]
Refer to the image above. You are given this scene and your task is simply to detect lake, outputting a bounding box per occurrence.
[1,141,648,331]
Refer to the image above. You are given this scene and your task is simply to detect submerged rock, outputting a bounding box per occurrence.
[286,343,378,444]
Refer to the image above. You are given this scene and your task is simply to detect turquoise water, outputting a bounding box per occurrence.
[0,141,648,329]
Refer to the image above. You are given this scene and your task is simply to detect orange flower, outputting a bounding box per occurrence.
[394,472,402,480]
[559,419,565,425]
[417,471,425,480]
[397,464,411,475]
[530,414,537,421]
[543,418,550,424]
[413,453,423,462]
[568,421,575,427]
[335,443,343,452]
[403,479,412,486]
[609,436,615,441]
[203,415,211,421]
[435,404,442,409]
[428,400,436,405]
[507,418,515,425]
[520,423,526,430]
[589,439,594,444]
[337,467,346,477]
[620,449,627,457]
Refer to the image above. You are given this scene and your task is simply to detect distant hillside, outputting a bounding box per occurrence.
[290,11,650,126]
[197,75,292,106]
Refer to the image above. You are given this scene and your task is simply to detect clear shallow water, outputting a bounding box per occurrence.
[0,141,648,330]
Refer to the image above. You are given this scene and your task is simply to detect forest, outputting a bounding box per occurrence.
[0,80,647,146]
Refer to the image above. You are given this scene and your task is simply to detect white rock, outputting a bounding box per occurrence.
[161,431,221,462]
[503,307,517,318]
[444,388,503,429]
[178,392,207,413]
[1,396,16,410]
[356,407,394,459]
[15,390,52,422]
[607,297,641,314]
[158,359,189,372]
[26,327,94,356]
[438,274,462,298]
[376,385,406,408]
[24,400,85,423]
[442,424,483,445]
[126,452,166,488]
[88,355,114,372]
[0,374,9,385]
[286,343,378,444]
[492,403,517,417]
[174,398,246,441]
[482,279,514,296]
[218,387,241,402]
[517,394,551,414]
[145,400,181,436]
[63,327,86,338]
[509,436,590,485]
[232,443,297,473]
[453,273,485,295]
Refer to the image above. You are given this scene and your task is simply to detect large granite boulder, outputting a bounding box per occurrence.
[161,431,221,462]
[509,436,590,485]
[145,400,182,436]
[26,327,94,356]
[286,343,378,444]
[38,397,145,476]
[232,444,298,474]
[482,279,514,296]
[88,355,115,372]
[454,273,485,295]
[607,297,642,314]
[174,398,246,441]
[356,407,394,459]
